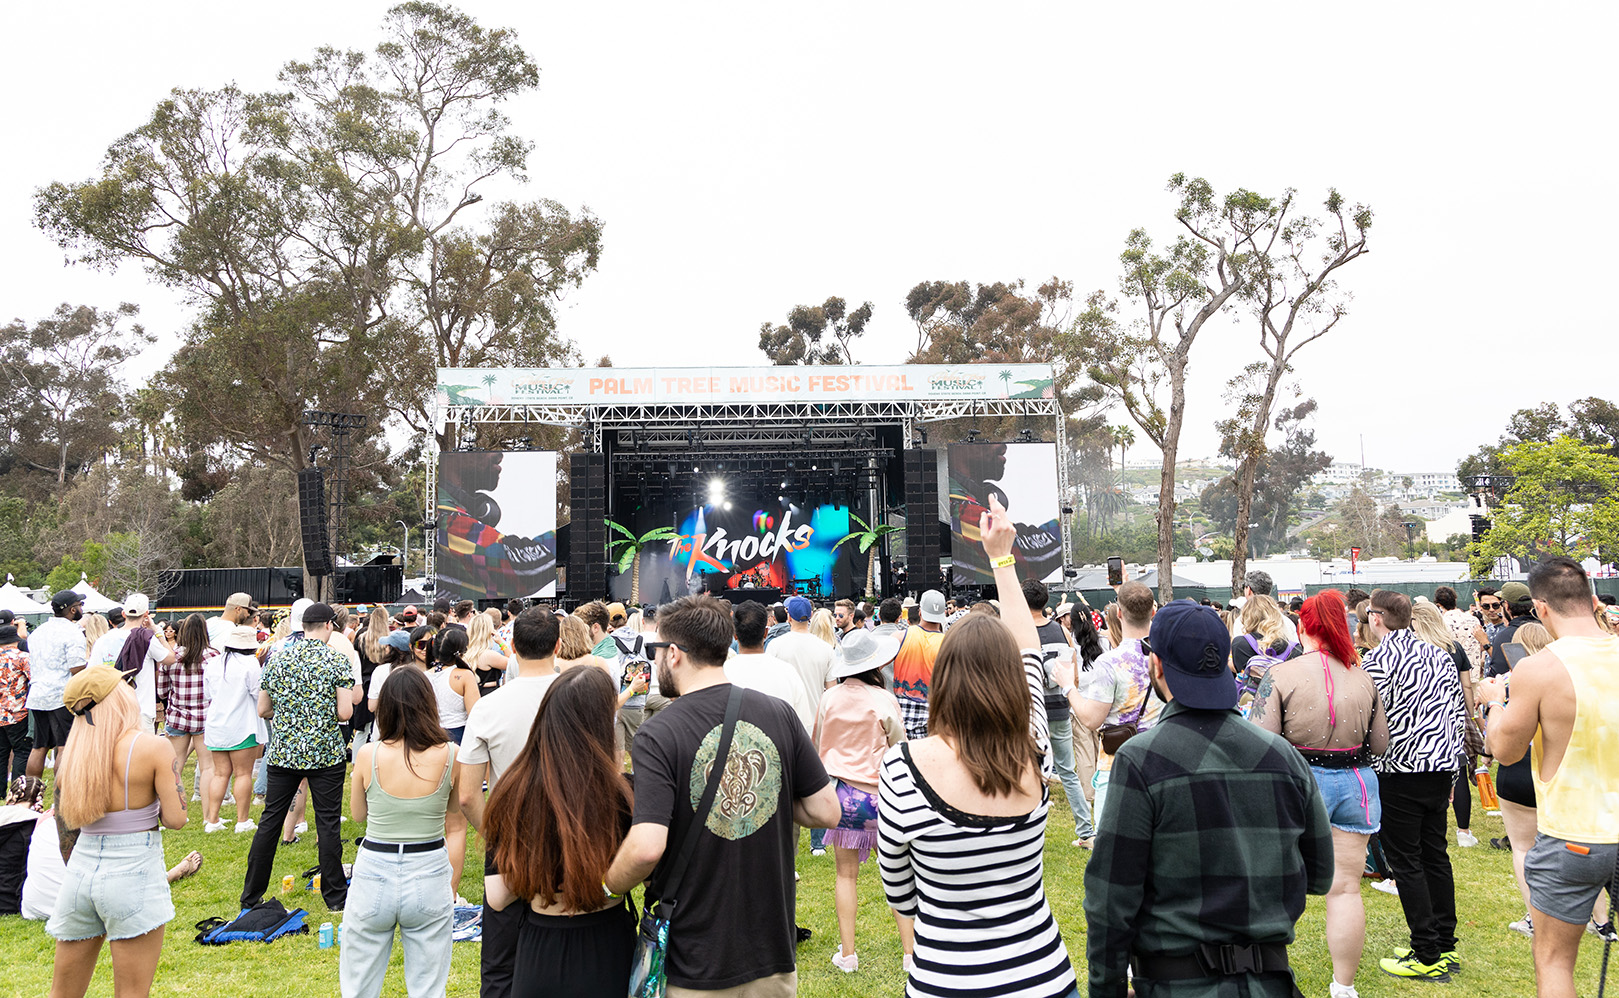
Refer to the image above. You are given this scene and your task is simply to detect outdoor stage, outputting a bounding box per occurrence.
[426,364,1070,605]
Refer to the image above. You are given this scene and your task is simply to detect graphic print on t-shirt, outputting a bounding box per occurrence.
[688,720,782,840]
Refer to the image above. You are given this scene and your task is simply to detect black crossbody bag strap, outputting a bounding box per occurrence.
[653,684,744,916]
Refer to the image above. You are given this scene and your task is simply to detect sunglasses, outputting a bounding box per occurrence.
[415,639,434,648]
[1479,600,1501,608]
[644,641,679,656]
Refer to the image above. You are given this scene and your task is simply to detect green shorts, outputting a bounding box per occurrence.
[213,734,258,752]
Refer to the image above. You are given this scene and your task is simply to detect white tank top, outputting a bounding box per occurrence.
[429,666,469,729]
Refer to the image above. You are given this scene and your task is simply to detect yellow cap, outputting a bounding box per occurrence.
[63,667,126,714]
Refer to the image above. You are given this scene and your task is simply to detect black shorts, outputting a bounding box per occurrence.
[1497,756,1536,808]
[29,708,74,750]
[512,901,634,998]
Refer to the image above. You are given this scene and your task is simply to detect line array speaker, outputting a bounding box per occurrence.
[902,449,942,595]
[297,467,334,578]
[569,453,609,599]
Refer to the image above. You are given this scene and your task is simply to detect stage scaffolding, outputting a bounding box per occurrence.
[424,394,1070,595]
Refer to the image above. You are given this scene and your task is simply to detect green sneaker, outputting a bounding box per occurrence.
[1391,948,1459,974]
[1380,954,1452,982]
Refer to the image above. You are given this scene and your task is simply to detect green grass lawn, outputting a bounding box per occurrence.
[1,777,1613,996]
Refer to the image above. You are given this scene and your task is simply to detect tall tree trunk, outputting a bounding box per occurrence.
[1230,460,1260,592]
[630,553,641,606]
[1156,372,1187,603]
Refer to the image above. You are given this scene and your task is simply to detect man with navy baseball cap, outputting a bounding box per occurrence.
[1082,599,1332,997]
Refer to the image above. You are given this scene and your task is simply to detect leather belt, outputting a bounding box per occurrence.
[359,837,445,854]
[1131,942,1292,980]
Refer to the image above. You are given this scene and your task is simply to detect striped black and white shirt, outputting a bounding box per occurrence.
[1362,629,1466,774]
[878,650,1075,998]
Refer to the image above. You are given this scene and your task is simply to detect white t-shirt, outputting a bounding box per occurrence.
[766,631,834,704]
[368,663,395,705]
[20,813,63,921]
[88,628,170,721]
[458,674,559,786]
[202,649,265,749]
[724,653,817,734]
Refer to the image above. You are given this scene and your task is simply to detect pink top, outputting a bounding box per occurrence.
[815,681,905,792]
[81,738,161,835]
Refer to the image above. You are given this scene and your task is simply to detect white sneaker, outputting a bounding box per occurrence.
[294,821,308,835]
[234,820,257,833]
[830,947,858,973]
[1371,879,1399,896]
[1328,981,1360,998]
[204,820,227,833]
[1509,915,1534,937]
[1071,836,1094,849]
[1456,829,1478,847]
[454,895,469,906]
[223,792,235,805]
[191,790,202,803]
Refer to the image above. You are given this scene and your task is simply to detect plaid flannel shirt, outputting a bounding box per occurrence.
[1083,700,1333,998]
[156,655,211,733]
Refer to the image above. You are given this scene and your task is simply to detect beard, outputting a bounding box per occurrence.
[658,660,679,698]
[1150,669,1172,705]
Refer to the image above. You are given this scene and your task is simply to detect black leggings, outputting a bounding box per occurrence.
[512,901,635,998]
[1453,763,1472,829]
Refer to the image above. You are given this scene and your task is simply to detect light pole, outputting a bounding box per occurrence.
[395,520,409,576]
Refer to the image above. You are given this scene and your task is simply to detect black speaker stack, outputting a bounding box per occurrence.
[297,467,334,577]
[569,453,609,599]
[902,448,942,595]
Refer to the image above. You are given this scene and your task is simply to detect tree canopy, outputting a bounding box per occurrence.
[1472,436,1619,574]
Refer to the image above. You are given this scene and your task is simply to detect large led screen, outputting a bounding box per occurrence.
[947,442,1062,585]
[435,451,557,599]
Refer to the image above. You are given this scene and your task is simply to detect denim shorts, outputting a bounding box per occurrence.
[46,830,174,941]
[1525,833,1619,926]
[1310,764,1381,834]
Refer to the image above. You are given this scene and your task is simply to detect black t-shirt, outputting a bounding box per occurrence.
[630,682,829,991]
[1487,614,1535,678]
[1036,619,1072,720]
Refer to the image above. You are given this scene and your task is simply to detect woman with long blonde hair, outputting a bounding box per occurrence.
[82,614,110,657]
[809,608,837,647]
[466,613,510,694]
[1233,595,1300,698]
[47,669,187,998]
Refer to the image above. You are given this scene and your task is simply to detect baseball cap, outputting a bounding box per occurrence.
[0,626,18,645]
[399,606,419,622]
[0,611,12,625]
[785,596,813,622]
[122,593,151,617]
[64,667,126,715]
[919,590,947,624]
[289,598,314,631]
[302,602,336,626]
[51,590,83,612]
[225,592,256,610]
[382,630,413,652]
[1500,581,1531,605]
[606,602,628,625]
[1148,599,1238,710]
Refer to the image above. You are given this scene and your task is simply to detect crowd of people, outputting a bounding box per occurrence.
[1,506,1616,998]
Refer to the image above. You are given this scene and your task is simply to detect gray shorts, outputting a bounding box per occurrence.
[1525,833,1619,926]
[47,830,174,941]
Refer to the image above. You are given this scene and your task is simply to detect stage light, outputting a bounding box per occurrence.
[781,480,787,488]
[967,429,981,441]
[723,501,732,510]
[708,478,726,503]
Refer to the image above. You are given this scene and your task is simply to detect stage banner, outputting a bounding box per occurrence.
[947,443,1063,586]
[627,501,856,601]
[435,451,558,599]
[436,363,1055,406]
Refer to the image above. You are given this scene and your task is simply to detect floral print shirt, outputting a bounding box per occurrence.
[0,648,29,726]
[261,636,353,770]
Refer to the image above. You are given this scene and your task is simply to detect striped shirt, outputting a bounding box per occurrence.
[1362,629,1466,774]
[879,650,1075,998]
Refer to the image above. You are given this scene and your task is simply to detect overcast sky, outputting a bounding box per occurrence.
[5,2,1614,475]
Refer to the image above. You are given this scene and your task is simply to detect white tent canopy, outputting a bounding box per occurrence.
[0,576,49,615]
[70,574,121,613]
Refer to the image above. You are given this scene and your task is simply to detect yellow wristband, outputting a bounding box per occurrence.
[990,554,1016,569]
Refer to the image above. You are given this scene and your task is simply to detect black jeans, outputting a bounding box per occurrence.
[481,851,521,998]
[1452,763,1472,830]
[0,718,32,780]
[240,762,348,910]
[1380,770,1458,963]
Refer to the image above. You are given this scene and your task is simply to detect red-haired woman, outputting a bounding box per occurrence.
[482,666,635,998]
[1248,589,1390,998]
